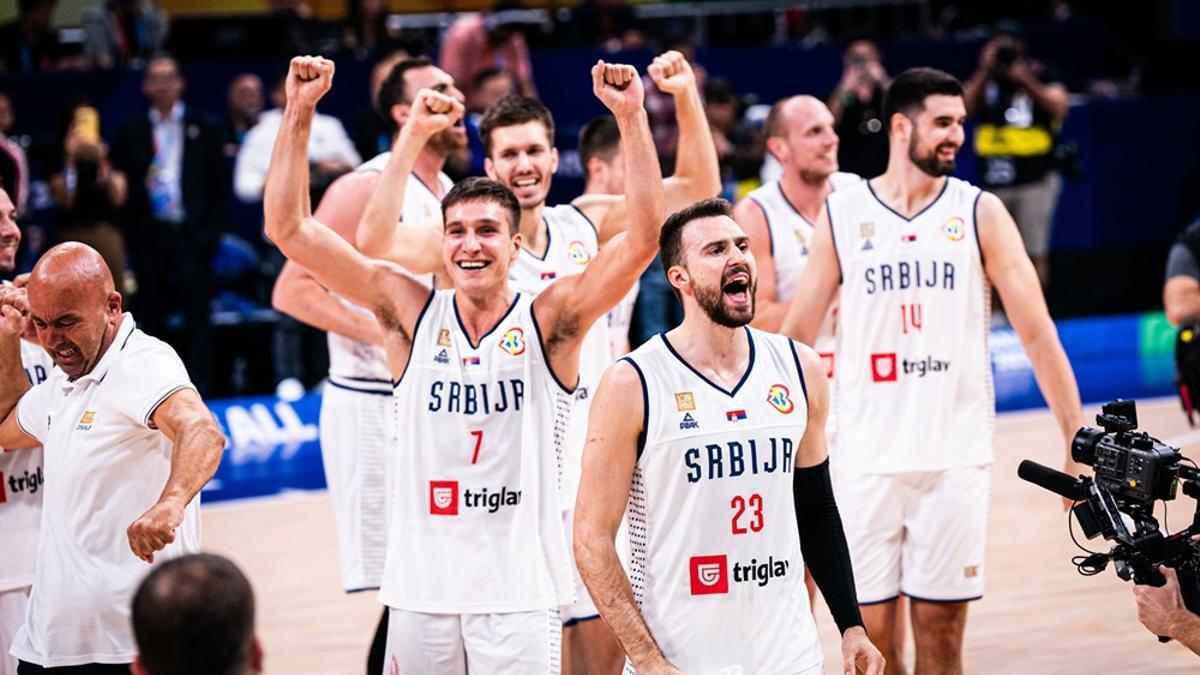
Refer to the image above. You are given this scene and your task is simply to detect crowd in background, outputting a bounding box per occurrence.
[0,0,1172,397]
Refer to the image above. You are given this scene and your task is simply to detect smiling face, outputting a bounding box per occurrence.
[484,120,558,210]
[669,215,757,328]
[442,198,521,295]
[768,96,840,186]
[0,189,20,273]
[903,94,966,177]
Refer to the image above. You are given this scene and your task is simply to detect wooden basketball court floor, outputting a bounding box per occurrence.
[202,398,1200,673]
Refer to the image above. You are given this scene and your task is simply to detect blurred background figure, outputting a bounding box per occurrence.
[965,19,1070,289]
[113,54,227,395]
[81,0,169,70]
[0,0,64,73]
[439,0,538,102]
[565,0,646,52]
[352,50,408,162]
[828,36,890,178]
[342,0,405,61]
[222,73,265,162]
[451,66,516,178]
[0,93,28,214]
[48,100,129,298]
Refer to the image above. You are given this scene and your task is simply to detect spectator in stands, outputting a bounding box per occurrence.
[0,0,64,73]
[81,0,169,70]
[0,93,28,213]
[828,36,890,178]
[1164,217,1200,327]
[342,0,405,61]
[439,0,538,102]
[234,72,360,203]
[965,20,1069,288]
[353,51,407,163]
[113,54,227,395]
[566,0,646,52]
[49,100,129,297]
[222,74,264,161]
[703,77,763,199]
[132,553,264,675]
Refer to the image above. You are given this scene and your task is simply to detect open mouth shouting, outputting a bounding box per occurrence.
[722,267,752,306]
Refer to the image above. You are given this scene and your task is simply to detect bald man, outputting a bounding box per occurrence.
[0,188,53,675]
[0,243,225,674]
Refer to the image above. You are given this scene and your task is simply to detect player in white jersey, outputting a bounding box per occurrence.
[782,67,1083,675]
[0,189,53,675]
[270,56,463,673]
[574,197,884,675]
[355,50,720,674]
[264,55,665,673]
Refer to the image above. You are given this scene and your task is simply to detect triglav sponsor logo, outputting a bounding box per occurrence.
[428,480,522,516]
[429,480,458,515]
[689,555,728,595]
[871,352,951,382]
[871,353,897,382]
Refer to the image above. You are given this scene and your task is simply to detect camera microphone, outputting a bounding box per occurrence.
[1018,460,1088,501]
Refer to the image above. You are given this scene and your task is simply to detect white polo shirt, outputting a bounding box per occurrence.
[0,337,54,593]
[9,314,201,667]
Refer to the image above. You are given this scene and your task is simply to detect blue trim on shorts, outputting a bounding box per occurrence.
[858,594,900,607]
[562,613,601,627]
[328,380,394,396]
[346,585,381,594]
[902,591,983,604]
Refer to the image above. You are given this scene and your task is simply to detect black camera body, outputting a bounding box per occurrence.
[1019,400,1200,639]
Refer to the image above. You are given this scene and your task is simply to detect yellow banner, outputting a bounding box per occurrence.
[973,124,1054,158]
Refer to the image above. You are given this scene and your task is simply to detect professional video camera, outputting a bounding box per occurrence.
[1018,399,1200,636]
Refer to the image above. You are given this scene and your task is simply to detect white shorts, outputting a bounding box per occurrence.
[833,465,991,604]
[0,587,29,675]
[319,381,394,592]
[384,607,561,674]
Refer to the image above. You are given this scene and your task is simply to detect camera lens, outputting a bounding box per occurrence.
[995,44,1017,67]
[1071,427,1105,465]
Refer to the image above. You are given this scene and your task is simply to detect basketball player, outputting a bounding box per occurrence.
[781,67,1084,675]
[574,197,885,675]
[270,56,462,673]
[0,189,52,675]
[354,50,719,674]
[263,55,664,672]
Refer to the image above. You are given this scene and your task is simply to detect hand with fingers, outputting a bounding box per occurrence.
[841,626,886,675]
[404,88,466,141]
[127,499,185,564]
[286,55,336,110]
[647,50,696,97]
[0,284,29,336]
[592,60,645,118]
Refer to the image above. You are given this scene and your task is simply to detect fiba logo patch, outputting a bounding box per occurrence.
[498,328,526,356]
[942,216,965,241]
[766,384,794,414]
[871,353,898,382]
[689,555,729,595]
[429,480,459,516]
[567,240,592,265]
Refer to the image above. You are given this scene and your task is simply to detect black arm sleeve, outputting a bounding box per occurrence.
[794,457,863,635]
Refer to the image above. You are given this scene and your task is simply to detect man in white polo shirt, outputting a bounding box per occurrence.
[0,187,53,675]
[0,243,225,674]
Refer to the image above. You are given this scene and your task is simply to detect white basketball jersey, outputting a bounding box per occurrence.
[509,203,612,509]
[621,328,821,674]
[380,290,575,613]
[744,172,859,358]
[0,338,53,592]
[326,154,450,391]
[829,177,993,473]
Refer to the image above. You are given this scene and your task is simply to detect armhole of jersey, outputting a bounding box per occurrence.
[787,338,809,407]
[749,197,774,258]
[825,195,843,284]
[972,189,986,270]
[391,288,437,389]
[619,356,649,461]
[530,303,579,395]
[569,203,600,243]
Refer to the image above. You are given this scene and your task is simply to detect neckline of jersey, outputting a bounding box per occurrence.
[864,176,951,223]
[657,326,757,399]
[453,291,523,350]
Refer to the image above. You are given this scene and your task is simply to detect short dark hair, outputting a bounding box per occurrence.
[881,67,963,133]
[478,95,555,157]
[660,197,733,272]
[376,56,433,136]
[471,66,509,94]
[577,115,620,175]
[442,177,521,235]
[132,553,255,675]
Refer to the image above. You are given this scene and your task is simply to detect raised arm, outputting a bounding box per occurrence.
[263,56,427,343]
[780,205,840,345]
[0,286,36,450]
[271,260,385,346]
[127,388,226,563]
[978,192,1083,478]
[355,89,462,276]
[575,360,681,675]
[536,62,664,373]
[584,51,719,243]
[732,196,788,331]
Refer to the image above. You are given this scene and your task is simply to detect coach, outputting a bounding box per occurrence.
[0,243,224,674]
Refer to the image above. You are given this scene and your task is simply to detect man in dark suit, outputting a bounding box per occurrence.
[113,54,227,394]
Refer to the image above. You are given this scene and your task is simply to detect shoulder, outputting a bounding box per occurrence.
[599,357,647,401]
[974,190,1008,222]
[829,171,863,191]
[732,193,767,223]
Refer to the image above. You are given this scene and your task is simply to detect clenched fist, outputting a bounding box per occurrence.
[647,50,696,96]
[0,284,28,337]
[405,88,466,140]
[128,499,185,563]
[592,60,645,118]
[286,55,336,110]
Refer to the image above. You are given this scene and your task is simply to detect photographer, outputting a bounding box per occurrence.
[828,37,889,178]
[1134,566,1200,655]
[964,20,1069,289]
[1165,219,1200,326]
